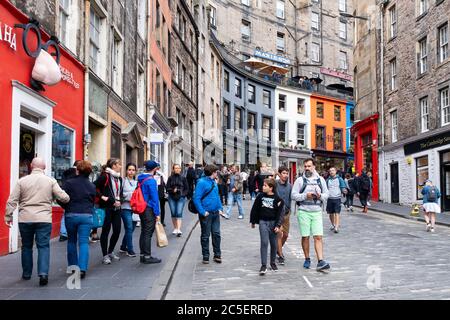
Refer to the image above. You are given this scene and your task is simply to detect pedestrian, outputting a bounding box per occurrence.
[186,162,196,199]
[275,166,292,265]
[240,169,249,200]
[193,164,224,264]
[90,164,108,243]
[195,165,204,185]
[422,180,441,233]
[344,173,356,212]
[218,166,230,205]
[291,158,331,271]
[155,170,167,227]
[224,165,244,219]
[119,163,138,257]
[248,170,257,201]
[61,160,96,279]
[250,178,284,275]
[366,171,373,206]
[59,160,81,242]
[4,158,70,286]
[356,171,371,213]
[166,164,189,236]
[326,167,347,233]
[95,158,123,265]
[138,160,162,264]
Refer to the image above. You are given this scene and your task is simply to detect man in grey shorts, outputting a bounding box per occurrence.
[326,167,347,233]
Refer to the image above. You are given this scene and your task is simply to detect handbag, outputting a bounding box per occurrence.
[188,183,215,214]
[92,207,105,228]
[155,222,168,248]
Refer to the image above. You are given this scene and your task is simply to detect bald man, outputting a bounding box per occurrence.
[5,157,70,286]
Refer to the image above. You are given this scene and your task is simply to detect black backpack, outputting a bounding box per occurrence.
[428,186,438,202]
[360,176,371,192]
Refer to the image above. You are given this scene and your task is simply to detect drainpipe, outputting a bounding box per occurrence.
[83,0,90,160]
[380,2,386,202]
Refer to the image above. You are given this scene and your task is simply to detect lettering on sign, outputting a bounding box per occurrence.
[60,66,80,89]
[0,20,17,51]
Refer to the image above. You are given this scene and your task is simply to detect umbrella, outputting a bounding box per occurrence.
[327,83,347,90]
[258,64,289,75]
[239,57,270,70]
[291,75,309,81]
[310,77,323,84]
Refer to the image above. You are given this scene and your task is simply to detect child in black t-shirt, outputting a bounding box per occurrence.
[250,178,284,275]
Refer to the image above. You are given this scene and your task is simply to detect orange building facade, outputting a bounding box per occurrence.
[310,94,348,173]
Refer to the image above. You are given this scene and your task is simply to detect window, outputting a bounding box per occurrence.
[418,0,428,15]
[420,97,429,132]
[248,84,255,103]
[112,34,123,96]
[279,94,286,111]
[224,101,230,129]
[391,110,398,142]
[312,12,319,30]
[216,61,220,89]
[209,5,217,27]
[334,105,341,121]
[276,33,285,52]
[181,18,186,41]
[441,87,450,126]
[418,38,427,74]
[181,65,186,90]
[59,0,70,45]
[263,90,271,108]
[242,0,250,6]
[416,156,429,200]
[279,120,287,143]
[438,23,448,63]
[241,20,251,41]
[333,129,343,151]
[201,113,205,135]
[235,78,242,98]
[176,7,181,30]
[111,123,122,159]
[297,98,305,114]
[138,0,146,38]
[390,58,397,91]
[262,117,271,140]
[389,6,397,39]
[235,107,243,131]
[200,34,205,55]
[210,99,215,127]
[156,1,161,28]
[176,58,181,84]
[190,30,194,53]
[248,112,256,137]
[339,51,348,70]
[297,123,305,147]
[201,69,205,94]
[339,21,347,40]
[176,108,181,135]
[317,102,324,118]
[89,8,101,73]
[224,70,230,92]
[339,0,347,12]
[137,69,145,118]
[52,122,74,185]
[189,75,193,99]
[312,42,320,62]
[316,126,325,149]
[277,1,285,19]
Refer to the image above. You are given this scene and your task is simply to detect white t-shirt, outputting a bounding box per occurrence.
[240,171,249,181]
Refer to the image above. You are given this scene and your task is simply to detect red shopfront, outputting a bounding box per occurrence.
[0,1,84,255]
[351,113,379,202]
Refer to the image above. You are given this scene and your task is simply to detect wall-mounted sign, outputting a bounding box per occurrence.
[0,20,17,50]
[60,66,80,89]
[150,133,164,145]
[254,49,291,66]
[404,130,450,156]
[320,68,352,81]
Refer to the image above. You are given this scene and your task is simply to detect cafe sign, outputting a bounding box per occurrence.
[404,130,450,155]
[254,49,291,66]
[0,20,17,51]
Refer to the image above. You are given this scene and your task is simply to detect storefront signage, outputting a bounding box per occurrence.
[320,68,352,81]
[404,130,450,155]
[60,66,80,89]
[254,49,291,65]
[0,20,17,50]
[150,133,164,145]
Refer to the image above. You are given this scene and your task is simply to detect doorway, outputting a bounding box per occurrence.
[390,163,399,203]
[19,128,36,178]
[441,151,450,211]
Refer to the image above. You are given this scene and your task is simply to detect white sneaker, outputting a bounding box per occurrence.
[367,202,371,206]
[172,229,178,235]
[430,227,435,233]
[136,221,141,227]
[238,215,244,219]
[102,255,112,264]
[109,252,120,261]
[177,230,182,237]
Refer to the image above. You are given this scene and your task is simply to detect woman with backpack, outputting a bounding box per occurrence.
[357,171,371,213]
[166,164,189,237]
[95,158,123,265]
[422,180,441,233]
[119,163,138,257]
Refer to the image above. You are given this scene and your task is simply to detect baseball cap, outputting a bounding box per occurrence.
[145,160,160,171]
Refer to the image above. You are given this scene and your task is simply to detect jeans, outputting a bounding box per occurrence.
[199,211,221,259]
[160,198,166,224]
[345,194,354,208]
[359,192,369,207]
[100,208,122,256]
[139,208,156,257]
[65,213,93,272]
[60,215,67,237]
[168,196,186,218]
[120,209,136,252]
[219,185,228,205]
[19,223,52,277]
[226,193,244,217]
[259,220,277,266]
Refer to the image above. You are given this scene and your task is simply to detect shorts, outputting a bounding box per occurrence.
[281,210,290,235]
[326,198,342,214]
[297,210,323,237]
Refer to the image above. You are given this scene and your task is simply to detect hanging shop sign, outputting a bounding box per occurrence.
[0,20,17,50]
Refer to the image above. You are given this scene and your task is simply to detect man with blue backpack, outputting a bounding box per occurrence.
[326,167,348,234]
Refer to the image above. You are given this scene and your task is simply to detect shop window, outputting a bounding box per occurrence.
[416,156,429,200]
[316,126,325,149]
[52,122,74,185]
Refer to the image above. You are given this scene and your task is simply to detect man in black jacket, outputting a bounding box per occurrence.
[186,162,196,200]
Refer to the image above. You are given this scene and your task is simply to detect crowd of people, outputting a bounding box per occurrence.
[4,157,442,285]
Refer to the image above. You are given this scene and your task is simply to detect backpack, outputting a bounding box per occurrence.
[188,182,216,214]
[130,177,152,214]
[360,176,371,192]
[428,186,438,202]
[299,176,323,194]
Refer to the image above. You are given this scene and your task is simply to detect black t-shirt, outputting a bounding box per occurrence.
[250,193,284,226]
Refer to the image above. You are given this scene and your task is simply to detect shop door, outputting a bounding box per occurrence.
[19,128,36,178]
[390,163,399,203]
[442,162,450,211]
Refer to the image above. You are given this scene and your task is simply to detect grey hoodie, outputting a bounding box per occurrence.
[291,171,329,212]
[276,179,292,213]
[121,177,137,210]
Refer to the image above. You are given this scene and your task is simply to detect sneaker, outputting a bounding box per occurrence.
[426,223,431,232]
[213,256,222,263]
[119,247,127,254]
[270,263,278,271]
[350,206,354,212]
[127,251,137,257]
[277,255,285,265]
[80,271,86,279]
[177,230,183,237]
[367,202,371,206]
[59,235,68,242]
[238,215,244,219]
[303,258,311,269]
[136,221,141,227]
[316,260,331,271]
[142,256,162,264]
[90,233,100,242]
[259,265,267,275]
[430,227,435,233]
[329,225,335,231]
[108,252,120,261]
[334,227,339,234]
[202,258,210,264]
[172,229,178,235]
[102,255,112,265]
